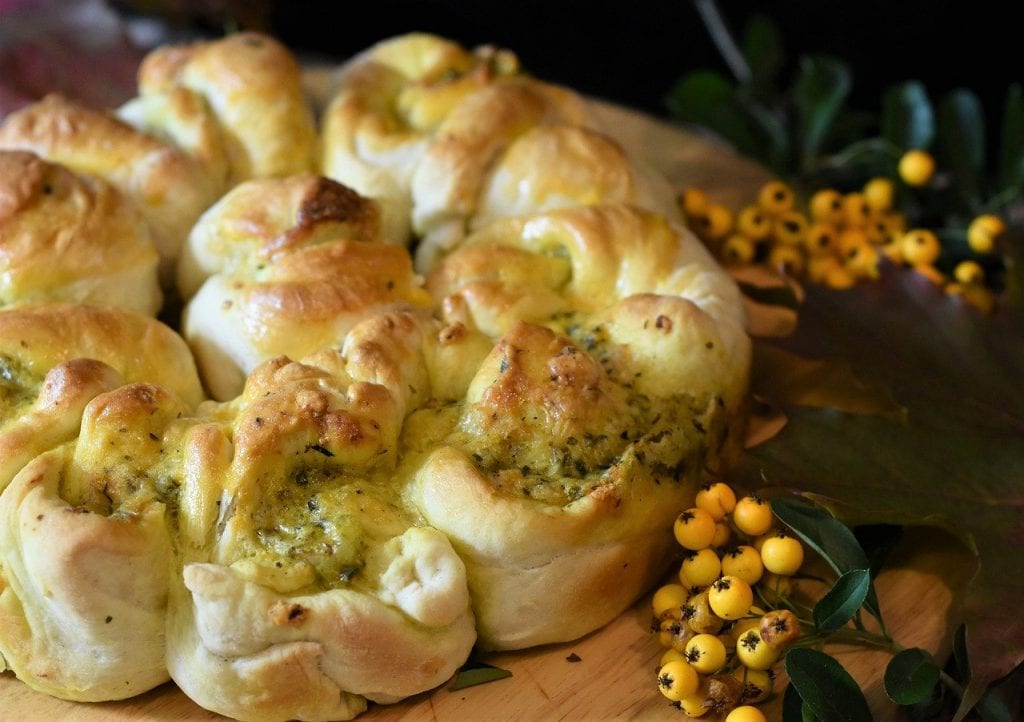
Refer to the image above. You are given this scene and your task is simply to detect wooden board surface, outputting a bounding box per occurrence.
[0,100,977,720]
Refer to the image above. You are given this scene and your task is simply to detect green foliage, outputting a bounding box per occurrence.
[449,660,512,691]
[813,568,871,633]
[785,648,872,721]
[885,648,940,705]
[666,8,1023,221]
[739,251,1024,718]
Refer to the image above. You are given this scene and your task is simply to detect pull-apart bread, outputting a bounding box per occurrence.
[0,30,751,722]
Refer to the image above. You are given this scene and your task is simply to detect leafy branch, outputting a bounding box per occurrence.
[765,496,1016,721]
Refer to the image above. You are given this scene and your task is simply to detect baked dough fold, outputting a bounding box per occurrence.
[0,150,161,314]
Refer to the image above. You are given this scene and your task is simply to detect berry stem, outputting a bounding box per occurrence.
[692,0,752,85]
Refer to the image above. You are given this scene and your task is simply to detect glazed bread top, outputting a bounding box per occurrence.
[0,150,161,315]
[0,94,220,282]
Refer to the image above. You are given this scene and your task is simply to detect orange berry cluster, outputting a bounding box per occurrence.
[651,484,806,717]
[678,151,1005,313]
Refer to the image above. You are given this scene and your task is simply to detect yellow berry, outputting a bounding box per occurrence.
[837,227,871,256]
[757,181,795,215]
[808,188,844,224]
[804,223,838,255]
[954,260,985,286]
[653,583,690,620]
[728,615,763,647]
[685,633,727,674]
[720,233,756,265]
[760,533,805,575]
[711,521,732,549]
[708,575,753,620]
[735,205,772,241]
[680,187,710,219]
[726,705,768,722]
[913,263,946,285]
[721,545,764,586]
[735,628,780,671]
[967,214,1005,254]
[862,177,896,212]
[678,693,710,717]
[882,239,904,265]
[760,608,802,649]
[732,667,774,704]
[696,203,734,241]
[844,240,880,280]
[807,254,851,286]
[951,284,997,314]
[842,192,872,227]
[657,659,699,701]
[695,481,737,520]
[771,210,809,246]
[674,507,718,550]
[901,229,941,266]
[732,495,774,537]
[660,648,687,667]
[658,617,696,652]
[768,244,805,276]
[679,548,723,588]
[898,149,936,186]
[683,590,725,635]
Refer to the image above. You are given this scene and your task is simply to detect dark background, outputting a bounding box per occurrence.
[255,1,1017,124]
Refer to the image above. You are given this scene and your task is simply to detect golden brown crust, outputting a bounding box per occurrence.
[136,32,316,184]
[0,95,220,281]
[180,175,431,400]
[0,151,161,314]
[0,303,204,409]
[165,350,476,721]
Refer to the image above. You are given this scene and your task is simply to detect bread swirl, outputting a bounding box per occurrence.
[0,150,161,314]
[320,32,679,272]
[179,173,432,400]
[0,304,204,699]
[0,94,220,283]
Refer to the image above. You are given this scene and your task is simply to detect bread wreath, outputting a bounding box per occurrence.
[0,31,751,721]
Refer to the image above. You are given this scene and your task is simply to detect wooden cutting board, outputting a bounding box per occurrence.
[0,101,976,720]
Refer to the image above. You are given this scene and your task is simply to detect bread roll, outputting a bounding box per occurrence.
[321,33,519,246]
[179,174,432,400]
[322,33,680,272]
[0,150,161,315]
[0,303,204,491]
[0,305,200,698]
[414,203,749,648]
[130,32,317,185]
[0,383,190,700]
[0,95,220,283]
[168,333,478,721]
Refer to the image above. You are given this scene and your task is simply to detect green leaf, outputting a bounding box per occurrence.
[813,568,871,632]
[794,56,851,170]
[742,14,784,96]
[666,70,761,158]
[997,83,1024,195]
[448,660,512,690]
[783,682,819,722]
[736,251,1024,717]
[937,89,986,209]
[786,648,872,722]
[769,497,882,622]
[881,81,935,152]
[884,648,940,705]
